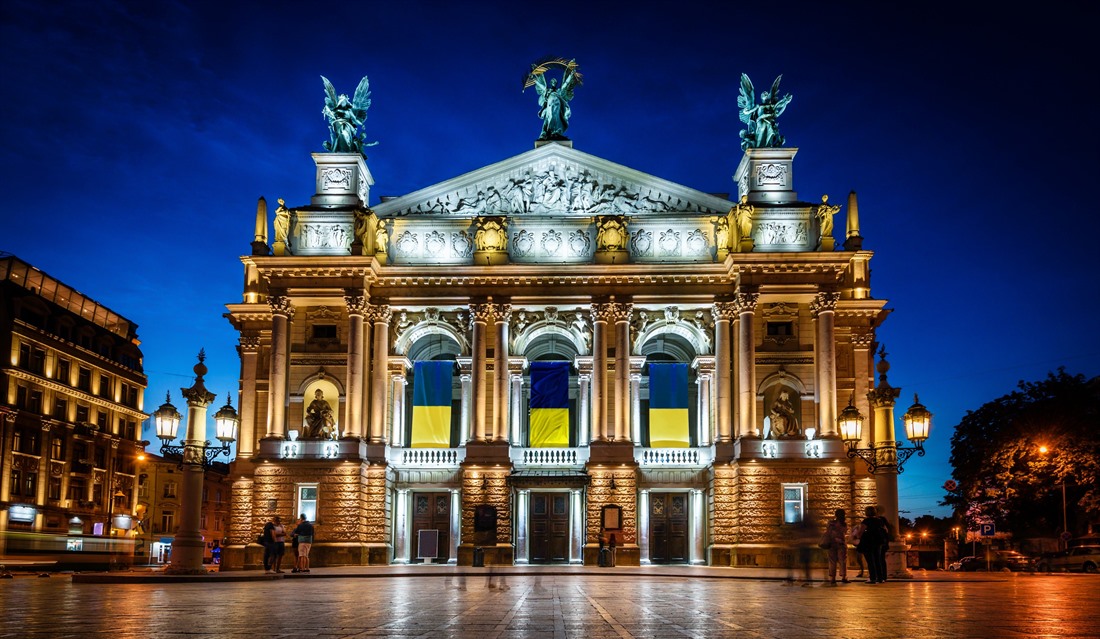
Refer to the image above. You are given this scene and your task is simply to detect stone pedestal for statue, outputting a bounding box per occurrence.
[594,249,629,265]
[737,238,755,253]
[819,236,836,251]
[473,249,509,266]
[311,153,373,207]
[272,240,289,256]
[734,148,799,204]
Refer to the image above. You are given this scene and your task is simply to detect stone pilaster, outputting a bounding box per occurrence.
[344,291,368,439]
[811,292,841,437]
[237,332,261,457]
[491,303,512,443]
[590,303,613,442]
[611,301,633,443]
[367,303,392,444]
[712,301,736,443]
[734,291,759,438]
[469,303,493,441]
[266,294,294,438]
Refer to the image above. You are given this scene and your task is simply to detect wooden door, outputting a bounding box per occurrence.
[411,492,450,562]
[649,492,688,564]
[529,492,570,564]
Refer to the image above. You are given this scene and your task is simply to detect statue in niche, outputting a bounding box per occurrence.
[768,389,801,438]
[596,216,627,251]
[732,195,754,248]
[322,75,378,155]
[274,199,291,245]
[304,389,337,440]
[375,225,388,253]
[737,74,793,151]
[524,58,581,141]
[715,216,730,251]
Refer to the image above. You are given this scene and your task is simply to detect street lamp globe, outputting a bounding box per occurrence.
[903,393,932,446]
[213,393,240,444]
[837,396,864,446]
[154,392,182,442]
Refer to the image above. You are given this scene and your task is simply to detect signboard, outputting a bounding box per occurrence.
[474,505,497,532]
[417,529,439,560]
[979,523,996,537]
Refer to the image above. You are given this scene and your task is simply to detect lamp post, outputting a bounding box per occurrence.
[837,346,932,579]
[1037,445,1069,547]
[153,350,238,575]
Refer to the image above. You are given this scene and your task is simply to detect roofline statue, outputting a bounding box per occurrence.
[737,73,793,151]
[322,75,378,155]
[523,58,582,141]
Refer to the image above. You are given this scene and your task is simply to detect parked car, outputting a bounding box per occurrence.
[959,550,1032,572]
[948,556,976,571]
[1035,546,1100,573]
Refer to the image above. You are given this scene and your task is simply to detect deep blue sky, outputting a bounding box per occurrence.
[3,2,1097,519]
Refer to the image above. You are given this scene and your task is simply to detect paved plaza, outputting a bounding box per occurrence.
[3,569,1099,638]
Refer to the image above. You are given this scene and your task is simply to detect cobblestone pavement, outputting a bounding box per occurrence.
[3,571,1099,638]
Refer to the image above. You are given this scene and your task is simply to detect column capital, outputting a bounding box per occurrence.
[344,290,368,315]
[590,302,615,323]
[712,301,738,322]
[851,330,875,349]
[239,332,261,352]
[609,302,633,323]
[366,303,392,324]
[810,291,841,317]
[733,292,759,315]
[267,294,295,318]
[470,302,494,324]
[491,303,513,323]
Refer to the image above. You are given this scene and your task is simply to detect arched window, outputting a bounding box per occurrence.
[638,334,698,448]
[405,334,462,448]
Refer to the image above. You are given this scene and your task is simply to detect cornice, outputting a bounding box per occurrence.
[3,368,149,420]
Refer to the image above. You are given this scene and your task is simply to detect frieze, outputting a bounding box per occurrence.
[630,229,653,256]
[306,306,342,321]
[658,229,681,256]
[755,163,788,187]
[755,356,814,365]
[756,220,807,246]
[321,166,353,191]
[298,223,352,251]
[291,356,347,366]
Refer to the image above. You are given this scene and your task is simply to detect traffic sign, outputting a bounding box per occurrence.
[979,523,996,537]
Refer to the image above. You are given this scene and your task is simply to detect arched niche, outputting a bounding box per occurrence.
[758,370,807,439]
[295,371,343,439]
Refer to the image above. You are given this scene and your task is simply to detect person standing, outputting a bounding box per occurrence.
[292,514,314,573]
[824,509,849,585]
[858,506,887,583]
[261,517,276,574]
[270,515,287,574]
[849,519,866,578]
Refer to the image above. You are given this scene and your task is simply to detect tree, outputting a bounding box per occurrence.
[944,370,1100,539]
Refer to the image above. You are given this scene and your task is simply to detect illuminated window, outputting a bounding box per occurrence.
[48,477,62,500]
[161,510,175,534]
[164,481,177,499]
[297,484,319,522]
[51,438,63,460]
[782,484,806,524]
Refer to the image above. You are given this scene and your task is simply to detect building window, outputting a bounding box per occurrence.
[120,383,138,408]
[161,510,175,534]
[53,398,68,420]
[164,481,177,499]
[48,477,62,501]
[57,359,71,384]
[93,446,106,469]
[98,374,111,399]
[28,390,43,414]
[75,405,90,423]
[96,411,108,430]
[77,367,91,392]
[782,484,806,524]
[68,477,87,502]
[312,324,338,340]
[51,438,63,460]
[297,484,319,522]
[15,386,27,409]
[200,513,208,529]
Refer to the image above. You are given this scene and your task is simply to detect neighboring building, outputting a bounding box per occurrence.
[0,254,148,566]
[133,453,229,566]
[222,124,909,569]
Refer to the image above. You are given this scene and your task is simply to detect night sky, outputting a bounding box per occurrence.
[3,2,1097,519]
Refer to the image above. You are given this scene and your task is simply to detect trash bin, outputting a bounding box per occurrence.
[598,547,611,567]
[472,546,485,567]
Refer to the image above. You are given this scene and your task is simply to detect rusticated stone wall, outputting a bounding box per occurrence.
[361,464,391,543]
[245,462,383,542]
[736,463,854,542]
[852,474,878,521]
[586,469,636,545]
[710,465,739,545]
[228,475,254,545]
[460,470,512,544]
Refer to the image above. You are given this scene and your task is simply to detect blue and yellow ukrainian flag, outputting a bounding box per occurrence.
[648,363,690,447]
[411,360,453,448]
[529,361,570,447]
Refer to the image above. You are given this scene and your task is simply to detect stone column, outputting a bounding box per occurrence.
[734,291,759,438]
[457,358,472,444]
[811,292,841,437]
[611,301,633,443]
[515,489,530,564]
[575,357,593,445]
[237,332,260,457]
[570,488,584,564]
[712,301,736,442]
[266,294,294,438]
[851,332,875,449]
[394,488,410,564]
[509,359,525,445]
[691,489,706,564]
[469,303,493,441]
[492,303,512,443]
[630,364,643,445]
[693,356,716,447]
[344,291,368,439]
[590,303,612,442]
[389,359,409,447]
[368,302,392,443]
[638,489,651,564]
[449,489,461,563]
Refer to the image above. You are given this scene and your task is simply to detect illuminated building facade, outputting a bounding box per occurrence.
[132,453,230,566]
[223,138,889,569]
[0,254,147,563]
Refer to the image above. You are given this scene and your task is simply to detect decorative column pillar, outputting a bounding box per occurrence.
[509,359,525,446]
[492,303,512,443]
[570,488,584,564]
[851,332,875,450]
[450,489,461,563]
[811,292,841,437]
[638,489,651,564]
[394,488,410,564]
[611,301,633,443]
[344,291,368,439]
[389,358,409,447]
[457,358,472,444]
[469,303,493,441]
[590,303,611,442]
[575,357,593,445]
[867,347,906,578]
[693,356,716,447]
[368,302,392,443]
[167,355,215,575]
[237,332,260,457]
[630,361,643,445]
[712,301,736,443]
[690,489,706,565]
[515,489,530,564]
[266,294,294,438]
[734,291,759,437]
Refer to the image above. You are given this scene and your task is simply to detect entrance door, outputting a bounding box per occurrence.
[649,492,688,564]
[411,492,451,562]
[529,492,569,563]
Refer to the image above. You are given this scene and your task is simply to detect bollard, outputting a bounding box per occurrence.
[472,546,485,567]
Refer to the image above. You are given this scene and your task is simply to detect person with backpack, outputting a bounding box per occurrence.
[291,513,315,573]
[857,505,888,583]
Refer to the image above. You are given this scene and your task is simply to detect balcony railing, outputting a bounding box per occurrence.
[511,447,589,468]
[636,447,713,467]
[388,447,465,468]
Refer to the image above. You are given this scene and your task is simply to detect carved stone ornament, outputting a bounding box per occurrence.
[757,221,807,246]
[755,163,788,187]
[470,303,495,323]
[366,304,392,324]
[322,167,353,191]
[298,223,351,250]
[733,292,759,314]
[344,293,368,315]
[810,292,841,316]
[307,306,342,321]
[239,333,262,351]
[475,216,509,252]
[267,295,295,318]
[610,302,633,323]
[595,215,628,251]
[492,304,513,323]
[712,301,738,323]
[396,230,418,255]
[591,303,616,323]
[630,229,653,256]
[452,231,473,257]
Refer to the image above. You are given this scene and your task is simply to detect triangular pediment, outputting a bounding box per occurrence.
[372,142,733,219]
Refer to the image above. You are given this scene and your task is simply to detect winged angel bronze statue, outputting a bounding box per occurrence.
[737,74,792,151]
[523,58,581,141]
[322,75,377,155]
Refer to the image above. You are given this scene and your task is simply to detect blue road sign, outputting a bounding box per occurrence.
[980,523,996,537]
